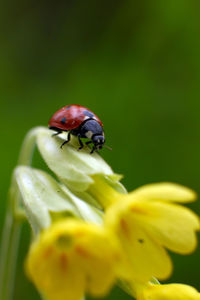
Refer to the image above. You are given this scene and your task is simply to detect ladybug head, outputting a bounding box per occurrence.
[92,135,105,150]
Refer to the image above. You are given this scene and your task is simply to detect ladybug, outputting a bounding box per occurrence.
[48,104,105,153]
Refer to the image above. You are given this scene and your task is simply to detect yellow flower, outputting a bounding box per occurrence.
[89,178,200,282]
[137,283,200,300]
[25,219,122,300]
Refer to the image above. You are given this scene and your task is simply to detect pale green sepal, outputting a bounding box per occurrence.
[14,167,51,233]
[61,177,94,192]
[105,175,127,194]
[14,166,80,234]
[9,173,26,219]
[61,184,103,224]
[108,173,124,181]
[72,190,103,210]
[36,127,114,191]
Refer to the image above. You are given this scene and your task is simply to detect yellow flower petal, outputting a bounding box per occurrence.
[131,200,200,254]
[105,182,199,281]
[138,283,200,300]
[26,219,122,300]
[105,205,172,282]
[131,182,197,203]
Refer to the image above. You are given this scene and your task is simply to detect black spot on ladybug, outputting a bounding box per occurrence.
[65,105,72,110]
[83,110,94,118]
[138,239,144,244]
[61,117,67,124]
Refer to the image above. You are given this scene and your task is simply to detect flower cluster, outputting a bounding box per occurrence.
[2,126,200,300]
[26,219,122,300]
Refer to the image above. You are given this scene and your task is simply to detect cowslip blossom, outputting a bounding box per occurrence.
[1,126,199,300]
[26,218,122,300]
[20,127,199,284]
[88,176,200,282]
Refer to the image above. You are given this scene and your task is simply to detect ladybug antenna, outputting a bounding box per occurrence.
[104,145,112,151]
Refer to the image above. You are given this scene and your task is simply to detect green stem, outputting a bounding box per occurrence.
[18,127,43,165]
[0,127,42,299]
[0,208,22,300]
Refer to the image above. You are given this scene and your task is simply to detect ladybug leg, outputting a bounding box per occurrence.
[85,140,92,149]
[90,145,100,154]
[90,145,96,154]
[60,132,71,149]
[77,134,84,151]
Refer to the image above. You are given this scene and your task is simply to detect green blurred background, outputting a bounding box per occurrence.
[1,0,200,299]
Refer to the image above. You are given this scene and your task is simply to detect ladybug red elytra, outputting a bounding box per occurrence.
[48,104,105,153]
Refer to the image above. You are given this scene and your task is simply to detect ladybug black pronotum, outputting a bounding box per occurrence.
[48,104,105,153]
